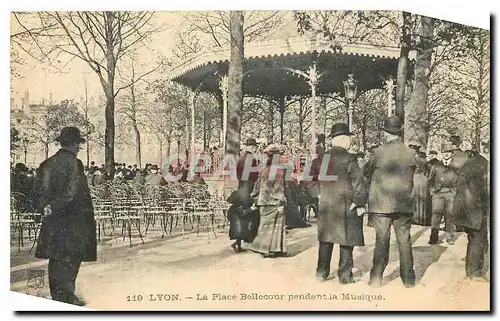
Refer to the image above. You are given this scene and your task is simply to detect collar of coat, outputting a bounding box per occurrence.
[58,147,77,157]
[324,146,348,154]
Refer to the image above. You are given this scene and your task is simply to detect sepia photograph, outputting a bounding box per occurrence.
[9,8,491,311]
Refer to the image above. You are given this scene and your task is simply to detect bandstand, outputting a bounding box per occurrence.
[169,37,407,159]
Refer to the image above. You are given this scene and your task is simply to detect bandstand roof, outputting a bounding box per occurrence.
[169,37,411,98]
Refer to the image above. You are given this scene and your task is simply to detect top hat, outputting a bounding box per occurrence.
[245,138,258,146]
[442,142,454,153]
[381,116,403,135]
[450,135,462,146]
[328,123,351,138]
[55,127,86,144]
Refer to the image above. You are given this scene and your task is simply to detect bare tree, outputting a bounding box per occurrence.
[14,11,162,176]
[26,100,88,159]
[80,75,97,167]
[116,58,152,168]
[452,30,490,150]
[405,15,434,147]
[226,11,245,157]
[182,11,285,50]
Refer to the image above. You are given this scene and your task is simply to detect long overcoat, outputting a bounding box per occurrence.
[33,149,97,262]
[364,139,416,214]
[454,155,489,231]
[311,146,368,246]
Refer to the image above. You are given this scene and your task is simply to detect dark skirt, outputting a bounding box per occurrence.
[412,173,431,226]
[228,205,259,243]
[250,205,287,255]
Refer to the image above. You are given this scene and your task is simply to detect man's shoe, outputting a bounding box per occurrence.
[339,278,356,285]
[368,280,382,288]
[316,271,329,281]
[72,297,86,306]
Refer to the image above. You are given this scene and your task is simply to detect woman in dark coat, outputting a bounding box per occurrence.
[227,191,258,252]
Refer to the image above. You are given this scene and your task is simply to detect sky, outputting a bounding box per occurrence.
[11,12,184,106]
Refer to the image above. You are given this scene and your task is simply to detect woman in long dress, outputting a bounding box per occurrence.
[250,144,289,258]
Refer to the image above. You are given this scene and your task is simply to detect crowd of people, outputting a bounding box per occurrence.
[228,115,490,288]
[11,117,490,305]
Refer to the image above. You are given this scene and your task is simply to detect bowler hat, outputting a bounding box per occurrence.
[442,142,454,153]
[317,133,326,142]
[381,116,403,135]
[55,127,86,144]
[245,138,258,146]
[429,150,438,155]
[450,135,462,146]
[328,123,351,138]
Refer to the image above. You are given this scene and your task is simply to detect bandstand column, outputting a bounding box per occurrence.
[386,77,395,116]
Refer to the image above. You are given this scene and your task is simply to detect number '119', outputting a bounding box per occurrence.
[126,294,143,302]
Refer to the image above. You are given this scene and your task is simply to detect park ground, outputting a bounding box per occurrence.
[11,215,490,311]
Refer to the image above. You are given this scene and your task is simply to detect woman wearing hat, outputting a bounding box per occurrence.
[249,144,290,258]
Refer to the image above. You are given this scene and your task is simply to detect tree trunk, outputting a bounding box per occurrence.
[86,139,90,168]
[166,139,171,159]
[279,97,285,144]
[185,115,189,162]
[298,99,304,145]
[159,140,163,169]
[405,15,434,148]
[395,11,412,141]
[226,11,244,157]
[132,122,142,168]
[104,90,115,178]
[268,101,274,143]
[203,109,207,151]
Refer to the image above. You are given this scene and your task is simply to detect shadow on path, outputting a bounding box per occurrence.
[384,244,447,283]
[352,226,430,280]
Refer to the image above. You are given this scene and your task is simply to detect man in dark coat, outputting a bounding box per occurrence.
[145,165,167,186]
[32,127,96,306]
[454,151,489,281]
[232,138,260,251]
[428,143,461,245]
[364,116,417,288]
[311,123,368,284]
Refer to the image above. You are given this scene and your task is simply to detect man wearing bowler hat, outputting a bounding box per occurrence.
[32,127,96,306]
[364,115,417,288]
[311,123,368,284]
